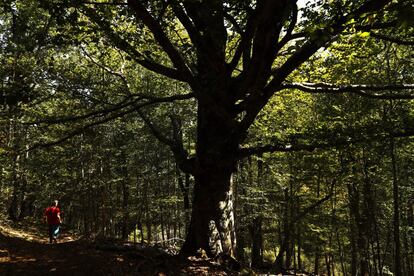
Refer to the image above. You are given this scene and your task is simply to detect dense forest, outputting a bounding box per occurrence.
[1,0,414,275]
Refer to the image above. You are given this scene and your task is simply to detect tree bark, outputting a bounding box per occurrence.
[180,169,236,257]
[180,94,238,257]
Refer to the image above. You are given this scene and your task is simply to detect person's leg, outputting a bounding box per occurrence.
[52,225,60,243]
[48,225,53,243]
[54,225,60,237]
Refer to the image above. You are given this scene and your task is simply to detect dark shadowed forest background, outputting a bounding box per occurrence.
[1,0,414,275]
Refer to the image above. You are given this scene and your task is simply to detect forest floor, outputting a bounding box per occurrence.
[0,220,241,276]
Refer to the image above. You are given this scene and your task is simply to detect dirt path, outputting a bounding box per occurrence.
[0,223,234,276]
[0,225,148,275]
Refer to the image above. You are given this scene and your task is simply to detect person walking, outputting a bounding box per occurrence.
[44,200,62,243]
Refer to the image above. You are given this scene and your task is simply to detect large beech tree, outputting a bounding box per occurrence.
[30,0,414,257]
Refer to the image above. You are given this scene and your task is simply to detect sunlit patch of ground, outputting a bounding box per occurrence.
[0,222,78,245]
[0,224,45,243]
[0,249,10,263]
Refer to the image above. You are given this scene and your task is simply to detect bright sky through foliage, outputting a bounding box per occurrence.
[298,0,311,9]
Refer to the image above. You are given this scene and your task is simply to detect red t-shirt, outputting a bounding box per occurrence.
[44,206,61,225]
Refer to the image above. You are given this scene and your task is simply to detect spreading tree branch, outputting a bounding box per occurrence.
[275,1,299,53]
[26,105,139,152]
[136,108,173,146]
[227,4,259,71]
[237,0,290,89]
[24,92,194,126]
[24,95,141,125]
[81,7,188,82]
[281,82,414,99]
[137,109,194,174]
[268,0,396,92]
[25,91,194,153]
[238,0,395,134]
[81,47,130,91]
[169,1,205,54]
[127,1,194,82]
[239,126,414,158]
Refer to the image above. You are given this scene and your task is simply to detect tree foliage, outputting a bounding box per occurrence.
[1,0,414,274]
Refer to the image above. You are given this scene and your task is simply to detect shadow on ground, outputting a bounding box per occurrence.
[0,223,236,275]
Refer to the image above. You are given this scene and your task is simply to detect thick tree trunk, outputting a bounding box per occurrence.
[180,93,238,257]
[180,169,236,257]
